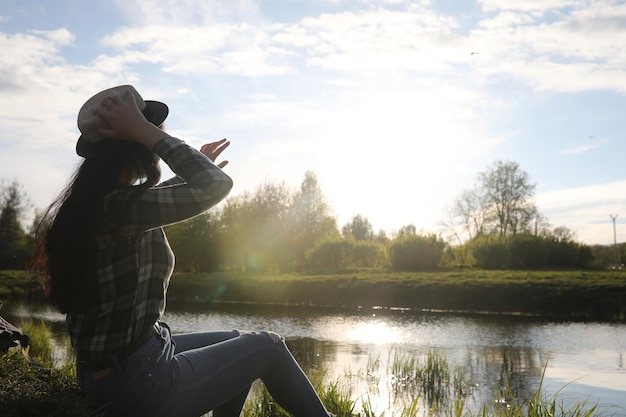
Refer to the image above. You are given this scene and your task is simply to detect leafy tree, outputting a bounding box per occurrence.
[373,229,389,245]
[590,244,620,269]
[396,224,417,238]
[577,244,595,268]
[544,226,580,268]
[0,180,30,269]
[287,171,338,269]
[166,211,224,272]
[342,214,374,241]
[221,181,292,272]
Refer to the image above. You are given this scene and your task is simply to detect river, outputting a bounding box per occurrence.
[3,300,626,415]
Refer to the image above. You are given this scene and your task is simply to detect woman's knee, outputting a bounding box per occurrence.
[238,330,283,344]
[263,331,283,344]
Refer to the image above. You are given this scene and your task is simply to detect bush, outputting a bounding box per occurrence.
[350,240,388,267]
[306,237,353,269]
[388,234,446,271]
[469,236,510,269]
[577,244,595,268]
[546,239,580,268]
[509,234,549,268]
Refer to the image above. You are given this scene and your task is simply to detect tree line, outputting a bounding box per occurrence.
[0,161,624,273]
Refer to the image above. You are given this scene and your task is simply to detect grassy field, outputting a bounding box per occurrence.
[2,268,626,321]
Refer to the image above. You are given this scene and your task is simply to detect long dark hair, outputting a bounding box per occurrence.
[33,142,161,313]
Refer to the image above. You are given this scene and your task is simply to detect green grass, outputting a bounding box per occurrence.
[0,321,95,417]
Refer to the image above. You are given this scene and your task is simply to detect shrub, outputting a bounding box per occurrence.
[350,240,388,267]
[305,237,353,269]
[509,234,549,268]
[577,244,595,268]
[469,236,510,269]
[388,234,446,271]
[546,239,580,268]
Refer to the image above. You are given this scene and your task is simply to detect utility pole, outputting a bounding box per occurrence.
[610,214,618,269]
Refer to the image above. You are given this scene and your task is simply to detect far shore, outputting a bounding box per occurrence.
[2,268,625,322]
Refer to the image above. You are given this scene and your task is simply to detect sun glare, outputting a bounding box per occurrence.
[345,318,404,345]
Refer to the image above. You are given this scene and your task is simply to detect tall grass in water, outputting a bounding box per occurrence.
[481,367,610,417]
[388,349,470,413]
[21,319,76,370]
[241,368,357,417]
[240,350,612,417]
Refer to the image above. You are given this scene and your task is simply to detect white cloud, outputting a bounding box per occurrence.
[33,28,74,45]
[468,2,626,92]
[477,0,579,12]
[537,180,626,244]
[99,23,295,76]
[538,180,626,211]
[276,7,466,75]
[561,138,609,155]
[111,0,261,25]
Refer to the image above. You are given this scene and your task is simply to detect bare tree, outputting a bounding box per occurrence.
[443,160,539,243]
[551,226,577,242]
[478,160,537,237]
[452,186,489,240]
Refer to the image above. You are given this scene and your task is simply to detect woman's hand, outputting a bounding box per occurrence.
[93,93,167,150]
[200,139,230,168]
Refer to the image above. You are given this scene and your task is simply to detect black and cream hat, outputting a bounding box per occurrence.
[76,85,168,158]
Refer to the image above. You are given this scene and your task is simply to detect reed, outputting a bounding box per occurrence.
[20,319,54,366]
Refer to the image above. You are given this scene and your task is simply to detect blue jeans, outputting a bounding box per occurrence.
[76,323,331,417]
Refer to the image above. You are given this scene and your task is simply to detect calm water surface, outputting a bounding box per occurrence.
[5,300,626,415]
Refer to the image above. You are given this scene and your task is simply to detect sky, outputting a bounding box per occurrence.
[1,0,625,245]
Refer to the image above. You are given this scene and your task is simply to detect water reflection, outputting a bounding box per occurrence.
[345,319,406,345]
[3,300,626,414]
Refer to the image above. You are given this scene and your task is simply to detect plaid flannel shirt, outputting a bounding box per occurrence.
[67,137,233,363]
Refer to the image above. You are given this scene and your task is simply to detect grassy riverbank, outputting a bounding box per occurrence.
[166,268,626,321]
[3,268,626,321]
